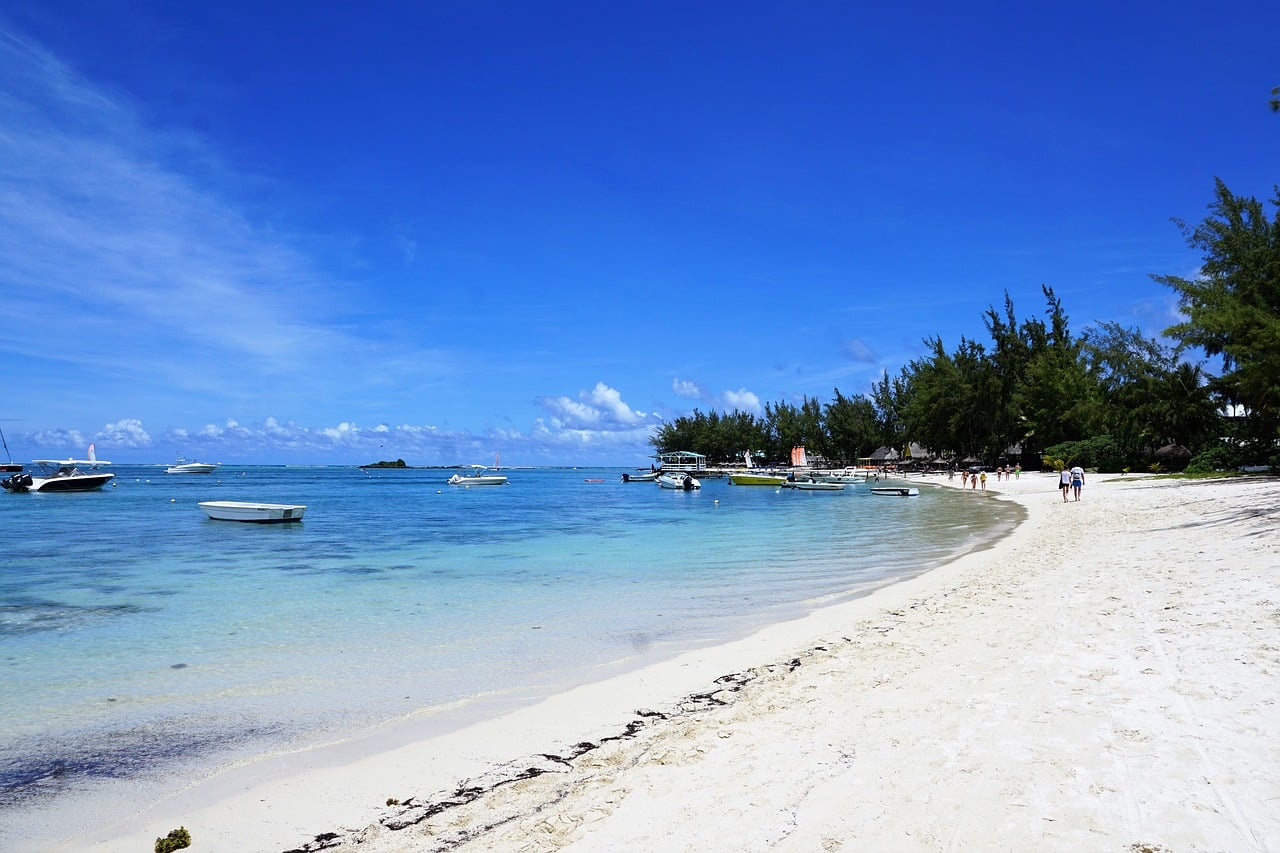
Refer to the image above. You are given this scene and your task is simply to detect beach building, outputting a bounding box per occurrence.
[655,450,708,472]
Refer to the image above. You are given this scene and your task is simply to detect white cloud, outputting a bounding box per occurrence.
[672,378,707,400]
[96,418,152,448]
[721,388,761,413]
[537,383,655,430]
[30,428,87,451]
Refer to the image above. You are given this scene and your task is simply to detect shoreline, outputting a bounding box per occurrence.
[71,473,1280,851]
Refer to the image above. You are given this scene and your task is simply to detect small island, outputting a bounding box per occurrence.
[359,459,408,469]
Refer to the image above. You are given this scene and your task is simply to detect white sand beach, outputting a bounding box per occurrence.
[78,473,1279,852]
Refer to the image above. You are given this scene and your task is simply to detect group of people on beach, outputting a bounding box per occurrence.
[1059,465,1085,502]
[954,464,1020,491]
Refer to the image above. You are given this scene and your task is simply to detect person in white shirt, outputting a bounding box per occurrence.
[1069,465,1085,501]
[1059,467,1072,502]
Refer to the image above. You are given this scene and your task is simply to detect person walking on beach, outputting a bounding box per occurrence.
[1070,464,1085,501]
[980,470,987,490]
[1059,467,1072,502]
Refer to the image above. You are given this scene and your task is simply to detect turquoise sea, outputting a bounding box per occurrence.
[0,465,1021,845]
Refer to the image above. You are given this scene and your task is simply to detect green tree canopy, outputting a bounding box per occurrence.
[1153,178,1280,450]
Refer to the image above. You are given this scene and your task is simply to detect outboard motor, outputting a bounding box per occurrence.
[2,472,33,492]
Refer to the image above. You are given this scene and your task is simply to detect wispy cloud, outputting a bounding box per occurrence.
[0,27,459,419]
[840,337,879,364]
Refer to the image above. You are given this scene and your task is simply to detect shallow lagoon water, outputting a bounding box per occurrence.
[0,465,1021,842]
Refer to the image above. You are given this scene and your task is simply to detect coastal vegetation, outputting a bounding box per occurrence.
[653,179,1279,473]
[360,459,409,468]
[154,827,191,853]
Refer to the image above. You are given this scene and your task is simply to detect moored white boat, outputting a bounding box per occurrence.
[1,444,114,493]
[785,479,845,491]
[620,471,660,482]
[657,473,701,490]
[447,464,508,486]
[869,486,919,497]
[167,457,219,474]
[198,501,306,522]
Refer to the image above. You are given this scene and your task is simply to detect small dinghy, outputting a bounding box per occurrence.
[199,501,306,522]
[869,486,919,497]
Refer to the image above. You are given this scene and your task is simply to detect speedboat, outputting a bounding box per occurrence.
[199,501,305,522]
[785,479,845,491]
[657,473,701,490]
[2,446,114,493]
[729,472,788,486]
[447,465,509,486]
[167,457,219,474]
[869,486,919,497]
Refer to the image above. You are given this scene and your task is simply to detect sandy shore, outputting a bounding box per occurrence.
[77,473,1279,852]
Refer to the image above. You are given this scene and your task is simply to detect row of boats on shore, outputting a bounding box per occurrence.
[628,468,918,496]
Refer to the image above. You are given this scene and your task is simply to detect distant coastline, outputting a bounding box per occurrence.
[358,458,409,468]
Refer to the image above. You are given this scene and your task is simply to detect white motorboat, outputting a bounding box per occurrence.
[620,471,660,482]
[657,473,701,490]
[167,457,219,474]
[1,444,114,493]
[447,465,508,486]
[785,479,845,491]
[199,501,306,522]
[869,486,919,497]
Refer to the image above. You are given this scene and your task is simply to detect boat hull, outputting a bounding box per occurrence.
[620,472,659,482]
[167,462,218,474]
[199,501,306,522]
[869,487,919,497]
[728,473,788,486]
[787,481,845,491]
[447,475,508,486]
[3,472,115,492]
[657,474,701,490]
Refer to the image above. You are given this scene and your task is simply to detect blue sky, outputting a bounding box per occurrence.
[1,2,1276,466]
